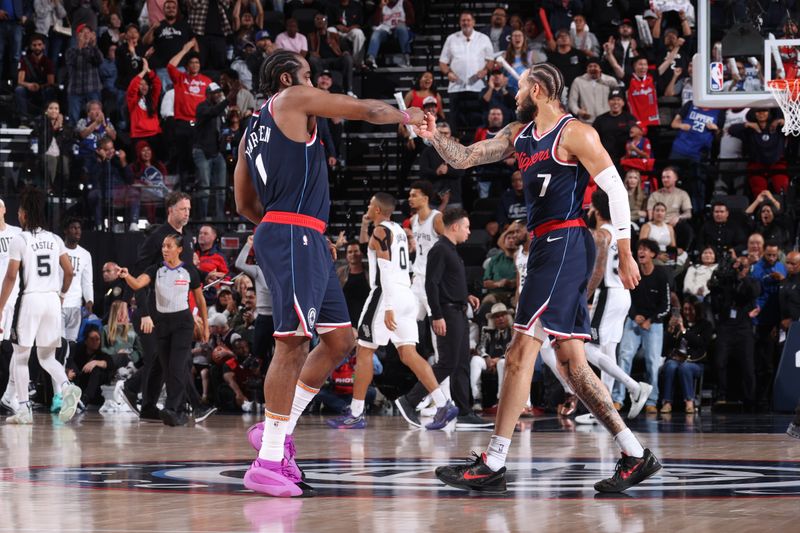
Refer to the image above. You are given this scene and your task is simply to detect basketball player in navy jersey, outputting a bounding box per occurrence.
[417,63,662,494]
[233,50,424,497]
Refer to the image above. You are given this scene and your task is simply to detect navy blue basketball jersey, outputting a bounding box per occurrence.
[244,93,330,222]
[513,115,590,232]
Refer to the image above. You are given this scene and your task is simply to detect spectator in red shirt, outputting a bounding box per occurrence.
[168,37,209,184]
[14,34,56,121]
[127,58,163,158]
[195,224,229,283]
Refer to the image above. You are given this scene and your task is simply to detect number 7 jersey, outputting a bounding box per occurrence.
[513,115,590,232]
[9,229,66,294]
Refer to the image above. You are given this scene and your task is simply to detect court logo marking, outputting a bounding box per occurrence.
[11,458,800,498]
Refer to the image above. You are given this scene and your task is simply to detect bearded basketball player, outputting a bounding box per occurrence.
[234,50,424,497]
[417,63,662,494]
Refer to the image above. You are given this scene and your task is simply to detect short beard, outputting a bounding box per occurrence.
[516,97,537,123]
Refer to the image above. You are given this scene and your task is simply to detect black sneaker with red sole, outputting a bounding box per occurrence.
[434,452,507,494]
[594,448,662,493]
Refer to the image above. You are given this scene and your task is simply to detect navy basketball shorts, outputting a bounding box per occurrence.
[254,213,351,338]
[513,226,596,341]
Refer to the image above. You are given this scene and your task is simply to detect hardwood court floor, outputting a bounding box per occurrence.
[1,411,798,533]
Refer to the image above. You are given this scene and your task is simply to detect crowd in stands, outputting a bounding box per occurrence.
[4,0,800,420]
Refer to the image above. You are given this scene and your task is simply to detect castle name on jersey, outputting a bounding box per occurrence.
[30,239,55,252]
[516,149,550,173]
[245,125,272,159]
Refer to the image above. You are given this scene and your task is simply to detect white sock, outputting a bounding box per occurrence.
[258,410,289,462]
[286,381,319,435]
[431,388,447,408]
[485,435,511,471]
[350,398,365,417]
[613,428,645,458]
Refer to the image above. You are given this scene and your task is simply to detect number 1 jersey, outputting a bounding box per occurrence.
[9,229,66,294]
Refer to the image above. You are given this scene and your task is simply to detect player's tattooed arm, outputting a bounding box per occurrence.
[369,225,393,260]
[557,351,626,435]
[430,122,520,169]
[587,229,611,297]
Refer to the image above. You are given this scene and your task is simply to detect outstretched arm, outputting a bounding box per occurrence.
[416,113,521,169]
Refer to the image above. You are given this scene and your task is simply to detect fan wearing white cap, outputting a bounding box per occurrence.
[469,303,513,411]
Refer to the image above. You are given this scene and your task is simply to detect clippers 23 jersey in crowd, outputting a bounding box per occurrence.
[512,114,596,340]
[243,92,350,337]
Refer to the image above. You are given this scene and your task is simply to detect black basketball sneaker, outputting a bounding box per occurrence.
[594,448,662,493]
[434,453,507,494]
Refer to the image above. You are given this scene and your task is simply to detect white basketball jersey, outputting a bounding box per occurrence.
[9,229,66,294]
[367,221,411,290]
[411,209,439,278]
[601,223,623,289]
[515,245,528,297]
[0,224,22,302]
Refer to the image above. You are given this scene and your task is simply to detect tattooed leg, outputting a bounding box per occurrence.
[554,339,626,435]
[493,332,543,439]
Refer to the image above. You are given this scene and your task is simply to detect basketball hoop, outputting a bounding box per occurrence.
[768,79,800,136]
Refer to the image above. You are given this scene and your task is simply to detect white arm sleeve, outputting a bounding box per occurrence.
[594,165,632,240]
[377,258,396,309]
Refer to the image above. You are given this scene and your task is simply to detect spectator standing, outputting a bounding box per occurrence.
[750,242,787,408]
[613,239,671,413]
[779,251,800,338]
[544,0,582,34]
[126,140,171,223]
[14,34,56,121]
[168,38,212,183]
[697,201,748,258]
[571,14,600,58]
[418,121,467,207]
[192,82,229,220]
[236,235,275,368]
[33,0,68,62]
[547,30,586,88]
[478,6,512,54]
[245,30,274,82]
[502,30,531,93]
[274,18,307,56]
[669,101,724,212]
[601,20,638,79]
[100,261,130,320]
[654,29,691,94]
[186,0,234,72]
[609,56,658,131]
[83,136,139,230]
[365,0,414,69]
[126,58,163,155]
[592,88,639,162]
[0,0,27,82]
[439,11,494,133]
[307,12,355,96]
[141,0,194,90]
[403,70,444,120]
[116,23,145,99]
[61,218,94,349]
[752,202,790,249]
[480,69,516,123]
[568,58,618,124]
[708,254,759,407]
[66,24,103,123]
[396,208,490,429]
[473,107,515,197]
[37,100,73,192]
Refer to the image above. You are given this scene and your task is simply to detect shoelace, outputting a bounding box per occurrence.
[462,452,483,467]
[284,436,296,460]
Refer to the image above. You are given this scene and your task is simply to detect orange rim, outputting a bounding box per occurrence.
[769,78,800,100]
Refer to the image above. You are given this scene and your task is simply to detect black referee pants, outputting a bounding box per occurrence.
[125,311,164,411]
[154,311,195,412]
[405,305,471,415]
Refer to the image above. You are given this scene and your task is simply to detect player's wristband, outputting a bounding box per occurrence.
[400,110,410,124]
[59,291,67,298]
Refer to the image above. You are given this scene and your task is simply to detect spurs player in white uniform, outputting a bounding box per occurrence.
[61,218,94,344]
[328,193,454,429]
[409,181,444,321]
[576,190,652,423]
[0,189,81,424]
[0,199,21,411]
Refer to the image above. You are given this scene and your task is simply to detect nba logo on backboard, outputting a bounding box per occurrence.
[710,62,723,91]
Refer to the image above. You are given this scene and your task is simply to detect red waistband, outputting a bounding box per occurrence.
[531,218,586,239]
[261,211,327,234]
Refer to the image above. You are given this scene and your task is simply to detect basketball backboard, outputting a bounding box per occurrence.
[693,0,800,108]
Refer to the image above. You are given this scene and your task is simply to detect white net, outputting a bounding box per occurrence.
[768,79,800,136]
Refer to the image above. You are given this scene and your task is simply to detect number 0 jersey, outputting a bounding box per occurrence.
[367,221,411,290]
[513,115,591,232]
[244,92,330,222]
[9,229,66,294]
